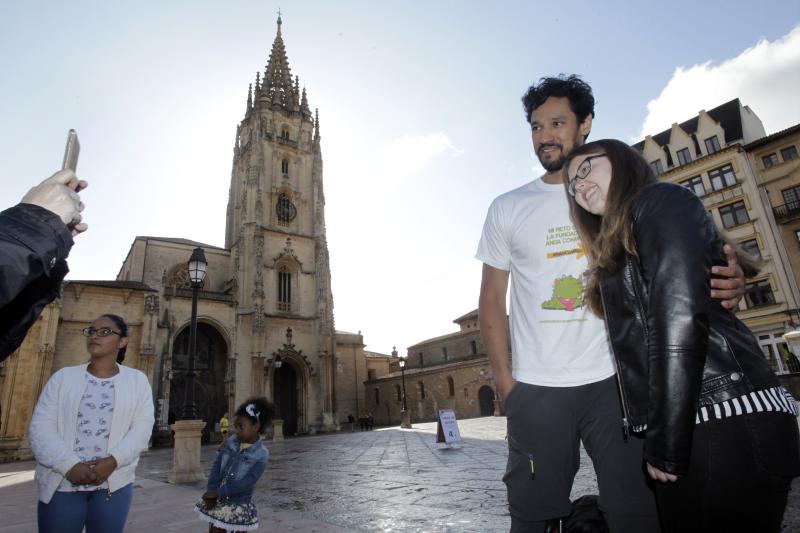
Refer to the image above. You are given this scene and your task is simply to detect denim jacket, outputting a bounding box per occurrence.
[207,435,268,504]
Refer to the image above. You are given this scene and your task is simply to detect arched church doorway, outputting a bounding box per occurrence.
[273,363,298,436]
[478,385,495,416]
[170,322,228,443]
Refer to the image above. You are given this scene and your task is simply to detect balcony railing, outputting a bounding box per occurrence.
[773,201,800,224]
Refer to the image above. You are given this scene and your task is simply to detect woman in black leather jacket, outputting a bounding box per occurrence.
[563,139,800,532]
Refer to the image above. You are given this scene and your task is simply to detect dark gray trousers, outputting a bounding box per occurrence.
[504,376,659,533]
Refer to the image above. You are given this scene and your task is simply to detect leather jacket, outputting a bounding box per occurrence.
[0,203,72,360]
[599,182,778,476]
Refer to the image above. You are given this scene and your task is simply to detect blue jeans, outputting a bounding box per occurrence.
[38,484,133,533]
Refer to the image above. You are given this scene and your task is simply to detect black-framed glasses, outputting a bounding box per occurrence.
[81,327,121,338]
[568,154,606,196]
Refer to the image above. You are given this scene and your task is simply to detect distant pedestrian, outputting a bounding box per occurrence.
[219,412,229,440]
[196,397,274,532]
[29,314,154,533]
[367,413,374,431]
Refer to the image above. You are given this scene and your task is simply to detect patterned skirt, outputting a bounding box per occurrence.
[194,500,259,531]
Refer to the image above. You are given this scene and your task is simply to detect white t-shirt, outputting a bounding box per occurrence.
[476,178,615,386]
[58,372,117,491]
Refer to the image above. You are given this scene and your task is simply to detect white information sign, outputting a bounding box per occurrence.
[436,409,462,445]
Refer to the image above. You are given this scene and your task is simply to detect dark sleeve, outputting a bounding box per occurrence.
[633,184,712,475]
[0,203,73,360]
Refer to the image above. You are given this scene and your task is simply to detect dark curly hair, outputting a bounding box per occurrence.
[235,397,275,434]
[522,74,596,139]
[100,314,129,364]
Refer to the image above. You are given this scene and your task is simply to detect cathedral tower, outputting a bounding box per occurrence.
[225,16,336,432]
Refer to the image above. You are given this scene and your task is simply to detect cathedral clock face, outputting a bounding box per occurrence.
[276,195,297,222]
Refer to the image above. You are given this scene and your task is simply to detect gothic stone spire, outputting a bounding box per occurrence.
[262,15,294,108]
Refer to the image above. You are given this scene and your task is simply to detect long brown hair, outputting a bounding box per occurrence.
[565,139,762,317]
[563,139,657,317]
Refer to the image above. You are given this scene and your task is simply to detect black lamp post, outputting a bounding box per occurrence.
[181,247,207,420]
[394,346,408,412]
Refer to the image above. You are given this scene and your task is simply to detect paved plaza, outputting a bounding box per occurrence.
[1,416,799,532]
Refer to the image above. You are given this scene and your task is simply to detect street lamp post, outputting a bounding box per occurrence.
[394,346,412,428]
[182,247,207,420]
[168,247,208,484]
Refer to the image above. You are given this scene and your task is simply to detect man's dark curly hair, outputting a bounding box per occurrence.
[522,75,596,131]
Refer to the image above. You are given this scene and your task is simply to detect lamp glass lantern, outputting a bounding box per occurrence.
[187,247,208,286]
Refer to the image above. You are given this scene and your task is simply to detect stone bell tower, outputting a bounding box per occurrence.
[225,15,337,433]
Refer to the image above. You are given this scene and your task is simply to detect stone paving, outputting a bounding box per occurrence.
[1,416,799,532]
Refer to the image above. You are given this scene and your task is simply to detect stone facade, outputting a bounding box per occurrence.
[745,124,800,372]
[366,310,504,426]
[633,100,800,375]
[0,17,368,461]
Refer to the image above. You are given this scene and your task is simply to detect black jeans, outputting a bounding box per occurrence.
[656,412,800,533]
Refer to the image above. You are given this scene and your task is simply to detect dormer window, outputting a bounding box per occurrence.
[650,159,664,175]
[677,148,692,166]
[704,135,721,154]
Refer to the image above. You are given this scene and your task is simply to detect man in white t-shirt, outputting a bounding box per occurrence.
[477,75,744,532]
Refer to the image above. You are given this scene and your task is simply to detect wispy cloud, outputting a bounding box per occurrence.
[381,132,464,178]
[637,25,800,140]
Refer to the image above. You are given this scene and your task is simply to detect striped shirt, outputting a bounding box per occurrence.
[695,386,798,424]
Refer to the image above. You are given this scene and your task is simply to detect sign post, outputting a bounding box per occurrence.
[435,409,462,448]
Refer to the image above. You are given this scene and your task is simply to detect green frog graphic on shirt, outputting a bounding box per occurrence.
[541,275,585,312]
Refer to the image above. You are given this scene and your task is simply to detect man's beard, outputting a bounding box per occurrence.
[537,144,568,172]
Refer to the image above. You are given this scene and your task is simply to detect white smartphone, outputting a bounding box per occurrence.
[62,129,80,172]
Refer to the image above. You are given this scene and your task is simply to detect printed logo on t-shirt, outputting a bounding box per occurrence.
[541,224,586,313]
[541,275,585,311]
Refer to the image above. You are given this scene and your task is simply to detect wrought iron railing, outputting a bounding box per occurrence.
[773,201,800,223]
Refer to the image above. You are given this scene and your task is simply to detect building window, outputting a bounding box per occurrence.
[719,201,749,228]
[740,239,762,261]
[374,388,380,405]
[758,333,799,374]
[745,279,775,308]
[781,145,798,162]
[442,346,448,361]
[463,387,469,399]
[395,385,402,402]
[277,266,292,311]
[447,376,455,397]
[419,353,424,367]
[470,340,477,355]
[280,128,290,140]
[762,153,779,168]
[281,158,289,175]
[677,147,692,166]
[782,185,800,211]
[367,369,376,381]
[650,159,664,175]
[417,381,426,400]
[708,164,737,190]
[705,135,721,154]
[681,175,705,196]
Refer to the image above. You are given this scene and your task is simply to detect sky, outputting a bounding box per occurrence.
[1,1,799,356]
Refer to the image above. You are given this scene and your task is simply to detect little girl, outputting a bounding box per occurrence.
[195,397,274,532]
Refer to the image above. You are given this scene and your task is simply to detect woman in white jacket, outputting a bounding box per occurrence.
[29,314,154,533]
